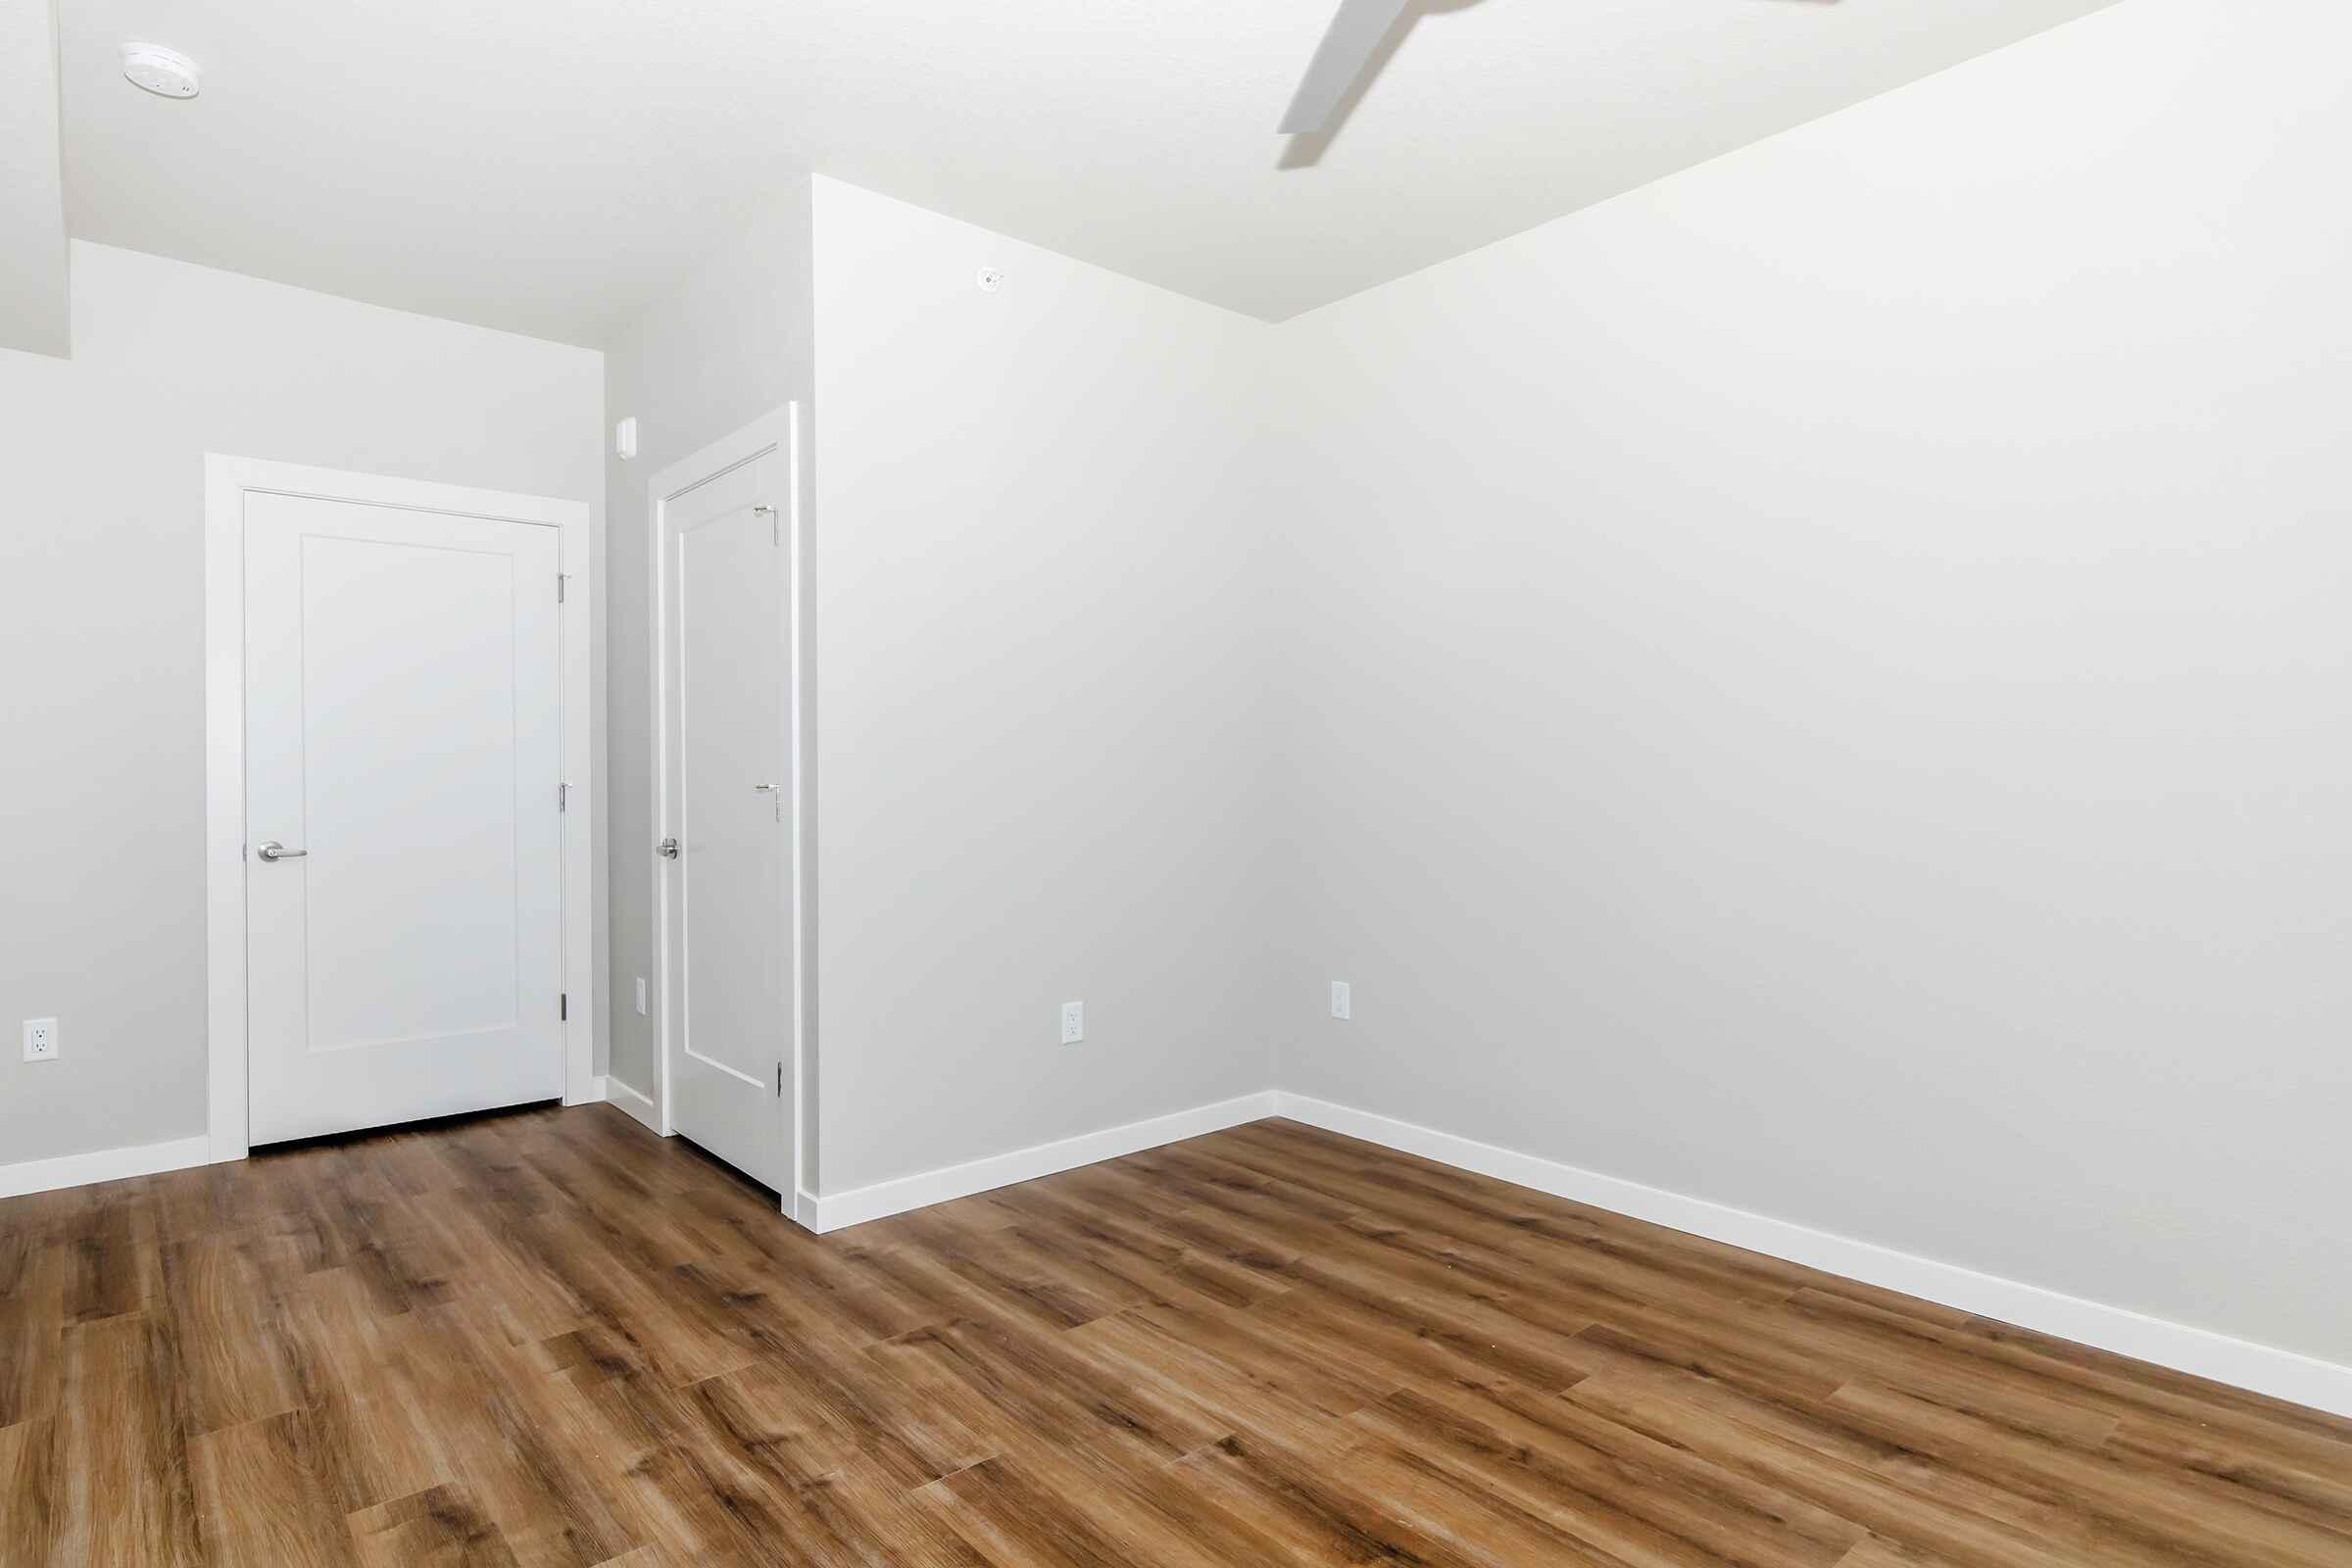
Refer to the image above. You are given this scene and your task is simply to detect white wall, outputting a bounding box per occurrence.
[0,242,603,1166]
[0,0,69,356]
[601,179,815,1131]
[1274,0,2352,1368]
[810,177,1281,1193]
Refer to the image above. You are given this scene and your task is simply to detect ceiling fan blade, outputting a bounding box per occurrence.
[1278,0,1416,135]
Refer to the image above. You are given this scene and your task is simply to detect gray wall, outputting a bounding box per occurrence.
[1274,0,2352,1366]
[601,175,816,1137]
[0,242,603,1165]
[603,176,1282,1197]
[809,178,1282,1193]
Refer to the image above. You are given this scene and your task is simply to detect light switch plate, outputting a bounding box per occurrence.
[1330,981,1351,1020]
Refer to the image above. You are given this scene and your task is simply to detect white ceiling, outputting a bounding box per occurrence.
[59,0,2121,347]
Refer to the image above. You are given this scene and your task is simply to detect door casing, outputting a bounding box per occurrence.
[647,404,812,1228]
[204,455,599,1163]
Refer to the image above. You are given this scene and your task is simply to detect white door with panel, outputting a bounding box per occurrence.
[244,492,564,1145]
[660,435,793,1193]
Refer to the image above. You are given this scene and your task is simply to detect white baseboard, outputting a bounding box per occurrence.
[1273,1093,2352,1421]
[12,1086,2342,1421]
[805,1090,1283,1234]
[602,1073,662,1135]
[0,1134,216,1200]
[790,1188,822,1230]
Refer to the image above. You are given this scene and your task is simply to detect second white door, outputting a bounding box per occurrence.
[660,429,793,1193]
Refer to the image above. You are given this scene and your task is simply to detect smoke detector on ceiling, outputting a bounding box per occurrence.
[122,44,201,99]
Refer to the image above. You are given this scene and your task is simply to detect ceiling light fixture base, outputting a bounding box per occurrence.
[122,43,202,99]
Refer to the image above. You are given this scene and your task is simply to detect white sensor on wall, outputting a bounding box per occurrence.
[614,416,639,461]
[122,43,201,99]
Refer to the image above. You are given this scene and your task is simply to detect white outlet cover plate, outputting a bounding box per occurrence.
[23,1017,59,1060]
[1060,1000,1084,1043]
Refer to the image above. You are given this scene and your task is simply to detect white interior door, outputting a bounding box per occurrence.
[661,442,792,1192]
[244,492,564,1145]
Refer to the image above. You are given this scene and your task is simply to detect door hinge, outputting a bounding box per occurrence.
[557,572,568,603]
[776,1061,784,1097]
[560,992,568,1021]
[558,782,568,812]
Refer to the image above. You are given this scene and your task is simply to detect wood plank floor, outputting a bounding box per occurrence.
[5,1106,2350,1566]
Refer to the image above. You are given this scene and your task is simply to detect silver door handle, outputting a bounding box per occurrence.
[753,783,780,793]
[256,841,307,861]
[658,837,680,859]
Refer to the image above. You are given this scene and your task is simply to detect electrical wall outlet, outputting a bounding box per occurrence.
[634,976,648,1016]
[1060,1000,1085,1045]
[1330,981,1351,1020]
[23,1017,59,1061]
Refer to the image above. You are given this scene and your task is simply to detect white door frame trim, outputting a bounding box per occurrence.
[646,405,809,1222]
[204,455,599,1163]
